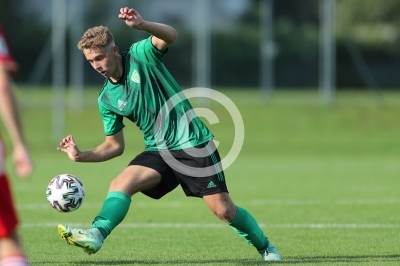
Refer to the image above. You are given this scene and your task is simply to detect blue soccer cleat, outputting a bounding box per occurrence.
[259,242,282,261]
[58,224,104,255]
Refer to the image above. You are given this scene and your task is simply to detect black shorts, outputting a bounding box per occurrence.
[128,141,228,199]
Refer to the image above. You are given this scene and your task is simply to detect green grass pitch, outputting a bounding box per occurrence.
[4,87,400,265]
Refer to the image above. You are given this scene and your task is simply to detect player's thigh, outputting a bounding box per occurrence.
[127,151,180,199]
[0,174,19,238]
[109,165,162,196]
[170,141,228,197]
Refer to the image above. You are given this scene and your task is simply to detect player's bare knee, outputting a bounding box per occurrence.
[212,205,236,222]
[109,179,140,196]
[109,179,122,193]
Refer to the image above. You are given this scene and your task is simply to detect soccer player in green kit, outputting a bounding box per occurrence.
[56,7,281,262]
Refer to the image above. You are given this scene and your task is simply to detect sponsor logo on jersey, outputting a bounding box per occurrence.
[118,100,127,111]
[131,69,140,84]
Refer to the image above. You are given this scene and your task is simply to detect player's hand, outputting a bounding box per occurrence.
[118,7,143,29]
[12,144,33,178]
[57,135,80,161]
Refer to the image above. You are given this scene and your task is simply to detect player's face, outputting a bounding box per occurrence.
[83,46,118,78]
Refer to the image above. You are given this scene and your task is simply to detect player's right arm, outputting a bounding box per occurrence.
[118,7,178,51]
[57,130,125,162]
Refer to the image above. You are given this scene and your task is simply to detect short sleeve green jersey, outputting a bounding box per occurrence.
[98,36,213,151]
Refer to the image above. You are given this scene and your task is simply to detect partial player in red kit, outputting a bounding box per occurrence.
[0,23,33,266]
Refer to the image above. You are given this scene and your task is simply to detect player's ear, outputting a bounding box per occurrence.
[112,45,119,57]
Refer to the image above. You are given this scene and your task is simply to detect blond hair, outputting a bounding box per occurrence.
[77,26,114,51]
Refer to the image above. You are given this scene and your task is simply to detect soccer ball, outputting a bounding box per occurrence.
[46,174,85,212]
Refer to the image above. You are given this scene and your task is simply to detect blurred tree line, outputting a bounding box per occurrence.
[1,0,400,88]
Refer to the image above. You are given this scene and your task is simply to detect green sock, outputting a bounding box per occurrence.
[228,206,269,252]
[91,191,131,239]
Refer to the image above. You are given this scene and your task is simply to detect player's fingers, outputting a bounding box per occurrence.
[59,137,68,145]
[60,135,72,145]
[62,143,72,149]
[59,139,68,146]
[67,135,76,145]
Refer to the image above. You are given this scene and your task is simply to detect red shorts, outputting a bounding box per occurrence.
[0,173,19,238]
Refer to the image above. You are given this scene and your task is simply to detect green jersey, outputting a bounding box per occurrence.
[98,36,213,151]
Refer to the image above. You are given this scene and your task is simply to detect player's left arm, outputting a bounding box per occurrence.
[140,21,178,51]
[0,64,33,178]
[118,7,178,51]
[0,66,24,148]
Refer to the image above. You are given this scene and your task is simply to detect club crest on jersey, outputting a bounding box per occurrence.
[131,69,140,84]
[118,100,127,111]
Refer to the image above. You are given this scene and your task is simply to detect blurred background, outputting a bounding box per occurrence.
[1,0,400,153]
[2,0,400,91]
[0,0,399,148]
